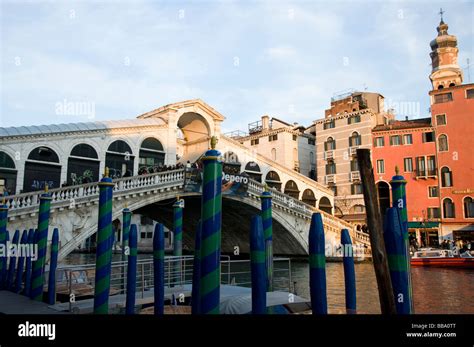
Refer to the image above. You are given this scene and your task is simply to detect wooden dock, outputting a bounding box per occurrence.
[0,290,65,314]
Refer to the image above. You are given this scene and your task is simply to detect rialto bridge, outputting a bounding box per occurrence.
[0,99,369,259]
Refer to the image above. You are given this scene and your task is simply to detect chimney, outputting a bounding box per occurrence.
[405,116,409,121]
[262,115,270,130]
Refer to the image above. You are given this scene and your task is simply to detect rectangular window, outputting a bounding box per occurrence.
[351,184,363,195]
[466,89,474,99]
[348,115,361,124]
[376,159,384,174]
[403,158,413,172]
[308,138,315,145]
[427,156,436,176]
[434,92,453,104]
[251,139,259,146]
[350,160,359,172]
[428,186,438,198]
[427,207,441,219]
[374,137,385,147]
[331,186,338,196]
[326,163,336,175]
[403,134,413,145]
[416,156,426,176]
[268,134,278,142]
[422,132,434,143]
[293,134,297,141]
[390,135,401,146]
[436,114,446,125]
[323,120,335,129]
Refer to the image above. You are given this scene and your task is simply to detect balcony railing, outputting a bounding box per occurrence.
[349,146,360,156]
[350,171,360,182]
[325,174,336,184]
[324,150,334,160]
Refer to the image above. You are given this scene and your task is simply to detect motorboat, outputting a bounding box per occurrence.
[410,248,474,268]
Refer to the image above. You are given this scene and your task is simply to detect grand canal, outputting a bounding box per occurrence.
[63,254,474,314]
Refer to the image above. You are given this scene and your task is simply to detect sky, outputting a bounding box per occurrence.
[0,0,473,133]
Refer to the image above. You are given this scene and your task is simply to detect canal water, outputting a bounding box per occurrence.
[62,254,474,314]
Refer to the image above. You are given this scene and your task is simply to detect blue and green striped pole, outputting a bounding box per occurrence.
[341,229,356,314]
[7,229,20,290]
[0,200,9,289]
[309,213,327,314]
[30,187,52,301]
[15,230,28,293]
[250,215,267,314]
[153,223,165,315]
[390,167,413,313]
[47,228,59,305]
[126,224,138,315]
[173,198,183,286]
[93,168,115,314]
[199,136,222,314]
[23,228,35,296]
[191,221,202,314]
[383,207,412,314]
[260,190,273,292]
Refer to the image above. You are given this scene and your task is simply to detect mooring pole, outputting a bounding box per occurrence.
[341,229,356,314]
[153,223,165,315]
[250,215,267,314]
[93,168,115,314]
[15,230,28,293]
[308,213,327,314]
[0,199,8,289]
[47,228,59,305]
[6,229,19,291]
[260,189,273,292]
[23,229,35,297]
[125,224,138,315]
[191,220,202,314]
[356,149,396,314]
[173,197,184,286]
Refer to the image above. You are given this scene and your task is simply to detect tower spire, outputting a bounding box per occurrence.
[438,8,445,23]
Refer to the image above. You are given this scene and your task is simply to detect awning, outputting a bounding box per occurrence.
[408,222,440,229]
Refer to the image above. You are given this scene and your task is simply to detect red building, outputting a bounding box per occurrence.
[372,118,440,246]
[428,18,474,244]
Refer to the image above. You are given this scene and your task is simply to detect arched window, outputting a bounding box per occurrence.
[244,162,261,182]
[284,180,300,200]
[464,197,474,218]
[319,196,333,214]
[438,134,448,152]
[106,140,134,179]
[441,167,453,187]
[302,189,316,207]
[265,171,281,191]
[223,151,241,175]
[271,148,276,161]
[443,198,455,218]
[139,138,165,173]
[349,131,361,147]
[24,147,61,192]
[438,85,444,90]
[68,144,100,185]
[449,83,455,87]
[324,137,336,151]
[0,151,17,195]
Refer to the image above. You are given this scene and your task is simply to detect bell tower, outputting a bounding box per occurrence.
[429,9,463,90]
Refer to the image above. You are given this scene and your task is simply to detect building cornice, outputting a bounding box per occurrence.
[313,108,375,125]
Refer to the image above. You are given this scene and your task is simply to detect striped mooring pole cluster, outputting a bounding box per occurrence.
[341,229,356,314]
[30,187,52,302]
[260,189,273,292]
[125,224,138,315]
[93,168,115,314]
[389,167,413,314]
[250,215,267,314]
[0,200,8,289]
[308,213,328,314]
[173,197,184,286]
[199,136,223,314]
[153,223,165,315]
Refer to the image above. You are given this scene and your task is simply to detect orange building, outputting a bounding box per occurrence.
[428,18,474,244]
[372,118,440,246]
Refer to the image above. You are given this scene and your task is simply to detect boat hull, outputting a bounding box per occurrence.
[411,258,474,268]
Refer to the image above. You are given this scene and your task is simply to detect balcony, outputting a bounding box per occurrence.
[324,150,334,160]
[414,169,437,180]
[325,174,336,185]
[350,171,360,182]
[349,146,360,156]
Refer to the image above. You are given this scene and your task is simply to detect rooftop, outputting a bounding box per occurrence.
[372,117,432,132]
[0,118,166,138]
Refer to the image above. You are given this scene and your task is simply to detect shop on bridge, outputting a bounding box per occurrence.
[23,146,61,192]
[302,188,316,207]
[105,140,135,178]
[138,137,165,174]
[0,151,17,195]
[265,171,282,191]
[244,161,262,183]
[222,151,241,175]
[67,144,100,185]
[284,180,300,200]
